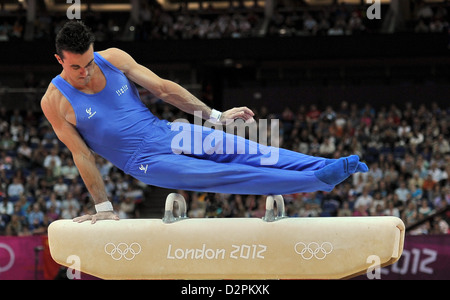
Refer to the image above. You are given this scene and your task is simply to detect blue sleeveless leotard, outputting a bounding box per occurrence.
[51,52,160,170]
[51,52,333,195]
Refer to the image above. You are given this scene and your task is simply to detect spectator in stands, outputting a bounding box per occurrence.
[384,200,400,218]
[370,191,384,215]
[327,20,345,36]
[60,203,78,220]
[353,203,369,216]
[429,162,445,185]
[17,140,32,160]
[53,176,68,197]
[337,200,352,217]
[434,214,449,234]
[46,192,62,215]
[60,157,79,180]
[11,19,23,40]
[187,196,206,218]
[319,137,336,156]
[228,194,247,218]
[0,195,14,215]
[61,191,80,214]
[7,176,24,199]
[43,147,62,170]
[0,24,9,41]
[0,196,14,233]
[347,9,365,34]
[306,104,321,124]
[402,200,419,226]
[418,198,433,219]
[394,181,411,204]
[434,195,449,210]
[31,213,52,235]
[368,162,383,183]
[250,196,266,218]
[13,194,29,219]
[118,196,136,219]
[299,201,321,217]
[415,1,434,22]
[410,184,423,202]
[0,131,15,151]
[5,214,23,236]
[28,202,44,231]
[354,185,373,212]
[46,205,60,223]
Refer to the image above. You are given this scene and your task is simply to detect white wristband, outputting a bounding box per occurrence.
[95,201,113,213]
[210,109,222,121]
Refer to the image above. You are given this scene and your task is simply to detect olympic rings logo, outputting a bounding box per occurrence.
[294,242,333,260]
[104,242,142,261]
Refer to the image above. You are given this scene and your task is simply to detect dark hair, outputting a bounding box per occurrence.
[55,21,95,60]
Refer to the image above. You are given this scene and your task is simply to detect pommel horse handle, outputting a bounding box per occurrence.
[263,195,286,222]
[163,193,286,223]
[162,193,188,223]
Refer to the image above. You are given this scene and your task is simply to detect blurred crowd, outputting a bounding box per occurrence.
[176,100,450,236]
[0,96,449,236]
[0,0,448,42]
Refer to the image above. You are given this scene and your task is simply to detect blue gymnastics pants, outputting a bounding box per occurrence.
[124,120,334,195]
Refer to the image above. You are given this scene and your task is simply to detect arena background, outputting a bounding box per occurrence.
[0,0,449,280]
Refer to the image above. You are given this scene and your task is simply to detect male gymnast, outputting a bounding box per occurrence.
[41,21,368,223]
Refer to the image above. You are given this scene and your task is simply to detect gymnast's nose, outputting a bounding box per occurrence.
[80,67,88,77]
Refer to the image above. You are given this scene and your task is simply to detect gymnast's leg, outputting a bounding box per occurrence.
[170,122,329,171]
[170,122,368,177]
[126,122,366,194]
[129,152,335,195]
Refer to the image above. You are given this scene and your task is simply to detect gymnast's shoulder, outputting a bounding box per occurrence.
[41,82,63,106]
[97,47,137,74]
[40,82,73,124]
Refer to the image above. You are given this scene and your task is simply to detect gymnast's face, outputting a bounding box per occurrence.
[55,44,96,87]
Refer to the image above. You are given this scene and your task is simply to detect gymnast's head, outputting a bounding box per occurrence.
[55,20,95,61]
[54,21,96,85]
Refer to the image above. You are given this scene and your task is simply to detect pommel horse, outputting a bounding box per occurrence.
[48,194,405,279]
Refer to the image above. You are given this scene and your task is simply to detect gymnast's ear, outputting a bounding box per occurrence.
[55,54,63,65]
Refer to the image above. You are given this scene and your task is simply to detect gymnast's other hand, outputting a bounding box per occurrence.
[221,106,255,124]
[73,211,120,224]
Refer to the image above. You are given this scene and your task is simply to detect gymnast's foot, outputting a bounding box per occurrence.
[324,157,369,173]
[315,155,365,186]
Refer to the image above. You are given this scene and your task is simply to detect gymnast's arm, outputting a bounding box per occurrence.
[41,88,119,224]
[101,47,255,123]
